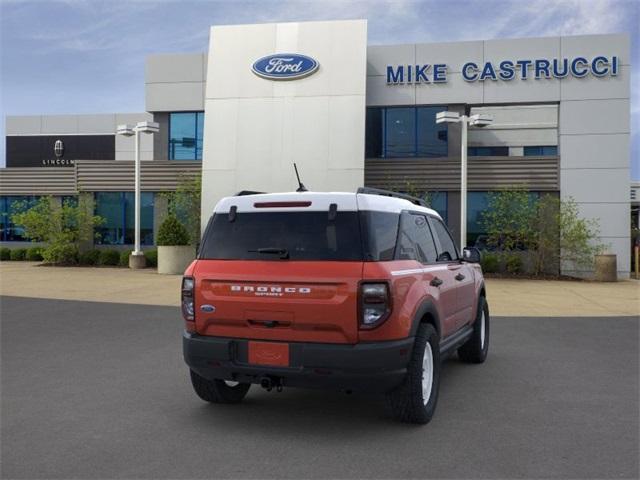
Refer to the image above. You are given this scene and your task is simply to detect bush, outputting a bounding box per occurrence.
[98,249,120,266]
[10,248,27,261]
[79,249,101,265]
[157,214,190,246]
[42,244,78,265]
[26,247,43,261]
[505,253,523,274]
[10,196,104,266]
[481,252,500,273]
[119,250,131,267]
[144,249,158,268]
[0,248,10,261]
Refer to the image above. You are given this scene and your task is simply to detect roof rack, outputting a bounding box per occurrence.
[235,190,266,196]
[356,187,428,208]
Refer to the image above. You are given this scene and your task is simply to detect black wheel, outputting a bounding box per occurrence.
[458,295,489,363]
[386,323,441,424]
[189,370,251,404]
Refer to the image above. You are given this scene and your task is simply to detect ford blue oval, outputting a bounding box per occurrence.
[252,53,319,80]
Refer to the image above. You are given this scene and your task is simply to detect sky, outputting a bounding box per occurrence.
[1,0,638,177]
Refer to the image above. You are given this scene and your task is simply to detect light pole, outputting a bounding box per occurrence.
[116,121,159,268]
[436,111,492,249]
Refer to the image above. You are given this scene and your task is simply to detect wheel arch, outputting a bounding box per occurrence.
[409,299,442,338]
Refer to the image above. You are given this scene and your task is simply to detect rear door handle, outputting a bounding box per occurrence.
[430,277,443,287]
[455,273,465,281]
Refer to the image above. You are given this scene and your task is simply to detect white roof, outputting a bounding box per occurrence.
[213,191,441,218]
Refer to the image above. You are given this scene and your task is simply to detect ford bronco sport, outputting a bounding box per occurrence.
[182,188,489,424]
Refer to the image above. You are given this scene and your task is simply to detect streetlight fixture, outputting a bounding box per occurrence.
[116,121,159,269]
[436,111,493,249]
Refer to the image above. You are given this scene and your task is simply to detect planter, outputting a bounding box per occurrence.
[594,253,617,282]
[157,245,195,275]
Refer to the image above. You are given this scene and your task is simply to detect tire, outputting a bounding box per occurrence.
[189,370,251,404]
[458,295,489,364]
[386,323,441,424]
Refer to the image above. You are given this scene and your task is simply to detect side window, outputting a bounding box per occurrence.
[429,217,459,262]
[396,213,438,264]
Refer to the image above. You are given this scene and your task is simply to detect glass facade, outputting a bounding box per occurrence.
[468,146,509,156]
[524,146,558,156]
[169,112,204,160]
[366,107,448,158]
[94,192,154,245]
[0,196,39,241]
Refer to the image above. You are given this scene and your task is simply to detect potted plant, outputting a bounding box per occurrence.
[156,214,194,275]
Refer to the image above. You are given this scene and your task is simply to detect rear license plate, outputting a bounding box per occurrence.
[248,341,290,367]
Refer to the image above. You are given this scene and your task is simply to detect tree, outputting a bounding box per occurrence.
[481,188,605,276]
[163,174,201,245]
[11,196,104,265]
[480,187,536,251]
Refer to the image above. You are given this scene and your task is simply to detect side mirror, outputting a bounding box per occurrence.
[462,247,481,263]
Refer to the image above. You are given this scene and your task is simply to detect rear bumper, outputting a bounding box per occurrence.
[183,332,414,393]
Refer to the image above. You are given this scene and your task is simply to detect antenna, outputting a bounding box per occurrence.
[293,163,308,192]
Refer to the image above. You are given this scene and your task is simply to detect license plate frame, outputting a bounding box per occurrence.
[248,341,290,367]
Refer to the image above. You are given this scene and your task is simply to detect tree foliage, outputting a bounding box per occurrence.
[163,174,202,246]
[480,188,605,275]
[11,196,104,265]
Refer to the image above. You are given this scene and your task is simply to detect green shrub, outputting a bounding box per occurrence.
[157,214,190,246]
[10,196,104,266]
[42,244,79,265]
[0,248,10,261]
[98,249,120,266]
[481,252,499,273]
[505,253,523,275]
[26,247,43,261]
[79,249,101,265]
[119,250,131,267]
[10,248,27,261]
[144,249,158,268]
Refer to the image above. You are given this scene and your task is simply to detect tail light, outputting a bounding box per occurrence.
[182,277,195,322]
[359,282,391,329]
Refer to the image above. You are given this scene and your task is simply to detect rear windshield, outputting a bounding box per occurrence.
[199,211,363,261]
[199,210,400,262]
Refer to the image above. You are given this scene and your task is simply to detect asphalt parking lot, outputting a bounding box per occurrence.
[1,296,638,479]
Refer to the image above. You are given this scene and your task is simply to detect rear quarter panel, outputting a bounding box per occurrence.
[358,260,445,342]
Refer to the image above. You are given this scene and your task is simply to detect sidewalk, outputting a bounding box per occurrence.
[0,262,638,317]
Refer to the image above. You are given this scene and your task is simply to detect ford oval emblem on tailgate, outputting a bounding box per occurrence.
[200,304,215,313]
[251,53,319,80]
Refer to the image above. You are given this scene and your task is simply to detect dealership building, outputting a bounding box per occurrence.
[0,20,632,277]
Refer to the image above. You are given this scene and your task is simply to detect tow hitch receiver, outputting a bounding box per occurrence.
[260,376,284,392]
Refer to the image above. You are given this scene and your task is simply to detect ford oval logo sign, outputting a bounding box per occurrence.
[252,53,319,81]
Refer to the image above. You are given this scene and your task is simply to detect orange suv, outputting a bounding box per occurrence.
[182,188,489,424]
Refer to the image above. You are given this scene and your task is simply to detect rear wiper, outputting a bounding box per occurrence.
[248,247,290,259]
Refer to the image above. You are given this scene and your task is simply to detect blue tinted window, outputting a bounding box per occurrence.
[385,108,415,157]
[366,107,448,158]
[0,196,39,241]
[169,112,204,160]
[524,146,557,156]
[417,107,447,157]
[468,146,509,156]
[95,192,154,245]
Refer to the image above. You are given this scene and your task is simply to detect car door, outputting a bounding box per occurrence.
[428,216,476,330]
[396,212,459,338]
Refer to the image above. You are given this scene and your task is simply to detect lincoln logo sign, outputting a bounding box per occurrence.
[252,54,319,80]
[54,139,64,158]
[386,55,620,84]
